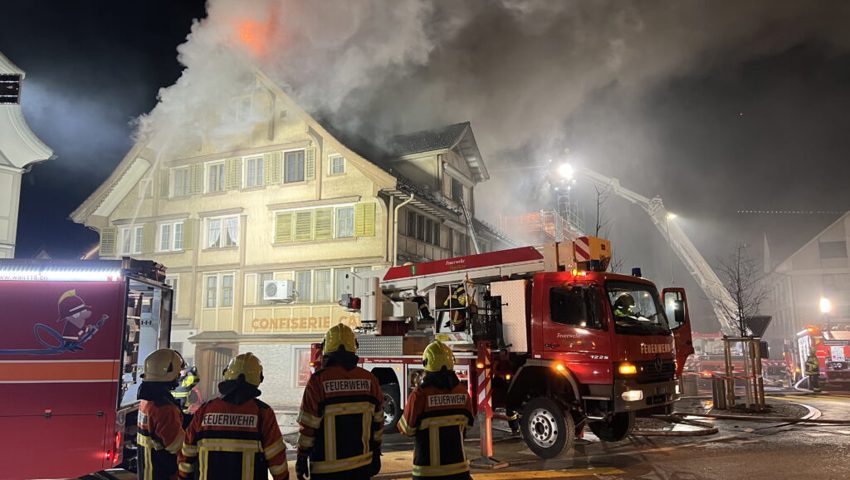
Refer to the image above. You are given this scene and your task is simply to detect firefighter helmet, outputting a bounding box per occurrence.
[323,323,358,354]
[422,341,455,372]
[142,349,185,382]
[613,292,635,314]
[56,289,90,321]
[223,352,264,386]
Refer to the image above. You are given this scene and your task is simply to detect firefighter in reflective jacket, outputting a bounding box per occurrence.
[296,323,384,480]
[444,284,469,332]
[806,351,821,392]
[137,349,186,480]
[178,353,289,480]
[398,341,474,480]
[173,366,200,414]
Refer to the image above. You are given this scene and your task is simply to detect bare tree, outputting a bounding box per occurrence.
[594,185,612,237]
[717,242,769,337]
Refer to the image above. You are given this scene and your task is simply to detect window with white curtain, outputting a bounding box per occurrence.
[133,226,143,254]
[244,155,264,188]
[315,269,332,303]
[295,270,312,303]
[206,215,239,248]
[206,161,225,193]
[336,206,354,238]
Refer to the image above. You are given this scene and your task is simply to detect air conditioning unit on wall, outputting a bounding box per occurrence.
[263,280,295,303]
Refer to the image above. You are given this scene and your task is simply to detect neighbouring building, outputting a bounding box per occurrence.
[71,71,511,409]
[0,51,53,258]
[765,212,850,343]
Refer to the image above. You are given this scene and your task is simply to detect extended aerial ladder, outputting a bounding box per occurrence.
[571,166,738,335]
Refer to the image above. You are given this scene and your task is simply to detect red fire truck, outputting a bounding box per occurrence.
[326,238,694,458]
[682,332,788,388]
[0,258,173,480]
[797,324,850,387]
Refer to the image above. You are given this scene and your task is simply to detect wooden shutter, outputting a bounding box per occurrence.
[142,223,156,253]
[182,219,199,250]
[314,208,333,240]
[99,227,117,257]
[189,164,204,194]
[264,152,282,184]
[354,203,376,237]
[225,158,242,190]
[275,213,293,243]
[305,148,316,180]
[294,211,313,242]
[160,169,170,198]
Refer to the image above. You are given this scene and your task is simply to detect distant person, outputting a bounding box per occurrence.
[178,353,289,480]
[806,351,821,392]
[296,323,383,480]
[172,365,199,414]
[137,349,186,480]
[399,341,474,480]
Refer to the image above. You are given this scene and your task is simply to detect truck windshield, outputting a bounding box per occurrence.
[606,281,670,336]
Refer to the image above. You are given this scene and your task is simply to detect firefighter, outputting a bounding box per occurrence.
[806,351,821,392]
[443,283,469,332]
[296,323,383,480]
[173,365,200,415]
[398,341,474,480]
[137,349,186,480]
[613,292,636,317]
[178,353,289,480]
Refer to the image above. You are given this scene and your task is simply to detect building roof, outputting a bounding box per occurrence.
[774,210,850,273]
[0,50,53,169]
[387,122,489,183]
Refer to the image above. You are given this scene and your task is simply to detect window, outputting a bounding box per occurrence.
[205,276,218,308]
[133,226,143,255]
[606,281,669,335]
[417,216,426,241]
[234,95,253,122]
[0,74,22,105]
[407,211,417,238]
[315,269,332,303]
[294,347,312,388]
[819,241,847,259]
[284,150,305,183]
[295,270,312,303]
[334,268,351,302]
[165,277,178,314]
[451,177,464,202]
[221,274,234,307]
[173,222,184,250]
[120,227,131,255]
[206,161,225,193]
[139,178,153,199]
[206,216,239,248]
[205,273,234,308]
[158,221,184,252]
[172,167,190,197]
[159,224,171,252]
[258,272,274,305]
[330,155,345,175]
[336,206,354,238]
[244,155,264,188]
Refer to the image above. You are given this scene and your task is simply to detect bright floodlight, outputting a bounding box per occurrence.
[820,297,832,314]
[557,163,575,180]
[666,212,677,220]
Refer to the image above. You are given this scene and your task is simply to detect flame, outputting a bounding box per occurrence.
[237,19,270,57]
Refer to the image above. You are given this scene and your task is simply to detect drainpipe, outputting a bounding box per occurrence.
[393,194,415,266]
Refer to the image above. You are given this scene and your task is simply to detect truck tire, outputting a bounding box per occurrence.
[589,411,635,442]
[381,383,402,433]
[520,397,574,459]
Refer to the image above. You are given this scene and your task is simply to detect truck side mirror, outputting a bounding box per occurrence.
[673,301,685,325]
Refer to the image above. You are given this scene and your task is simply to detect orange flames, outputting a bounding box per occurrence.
[237,19,270,57]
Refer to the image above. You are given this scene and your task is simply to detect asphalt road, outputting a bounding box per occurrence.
[94,391,850,480]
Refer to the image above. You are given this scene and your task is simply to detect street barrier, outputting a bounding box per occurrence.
[470,342,507,469]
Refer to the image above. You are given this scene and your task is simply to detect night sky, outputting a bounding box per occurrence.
[3,1,850,331]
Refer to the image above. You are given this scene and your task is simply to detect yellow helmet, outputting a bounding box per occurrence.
[223,352,264,386]
[324,323,357,354]
[422,341,455,372]
[143,349,185,382]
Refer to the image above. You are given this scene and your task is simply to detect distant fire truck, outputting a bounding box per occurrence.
[324,237,694,459]
[797,324,850,387]
[0,258,173,480]
[682,332,787,387]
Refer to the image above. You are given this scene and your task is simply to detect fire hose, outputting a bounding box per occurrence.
[668,411,850,425]
[631,414,719,436]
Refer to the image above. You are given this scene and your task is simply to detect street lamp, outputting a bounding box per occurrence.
[820,296,832,333]
[557,163,575,181]
[665,212,677,285]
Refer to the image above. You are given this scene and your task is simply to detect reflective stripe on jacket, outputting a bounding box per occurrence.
[297,365,384,476]
[178,398,288,480]
[138,399,185,480]
[398,382,474,479]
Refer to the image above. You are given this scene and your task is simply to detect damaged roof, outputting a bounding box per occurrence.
[387,121,489,183]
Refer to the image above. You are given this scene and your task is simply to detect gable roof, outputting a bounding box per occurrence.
[387,121,489,183]
[0,50,53,169]
[774,210,850,273]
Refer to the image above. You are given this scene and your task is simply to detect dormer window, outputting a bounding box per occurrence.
[451,177,464,203]
[0,74,21,105]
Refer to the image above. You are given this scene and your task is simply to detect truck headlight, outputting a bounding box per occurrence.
[621,390,644,402]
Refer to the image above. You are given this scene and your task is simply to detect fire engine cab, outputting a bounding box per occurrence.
[797,324,850,386]
[327,237,694,458]
[0,258,173,480]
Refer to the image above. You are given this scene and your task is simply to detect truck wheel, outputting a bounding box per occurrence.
[589,411,635,442]
[520,397,574,459]
[381,383,402,433]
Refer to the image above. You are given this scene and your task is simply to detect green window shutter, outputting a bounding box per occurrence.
[275,213,293,243]
[99,227,117,257]
[294,211,313,242]
[142,223,156,253]
[183,219,198,250]
[160,169,170,198]
[264,152,282,184]
[305,148,316,180]
[314,208,333,240]
[225,158,242,190]
[189,164,204,194]
[354,203,376,237]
